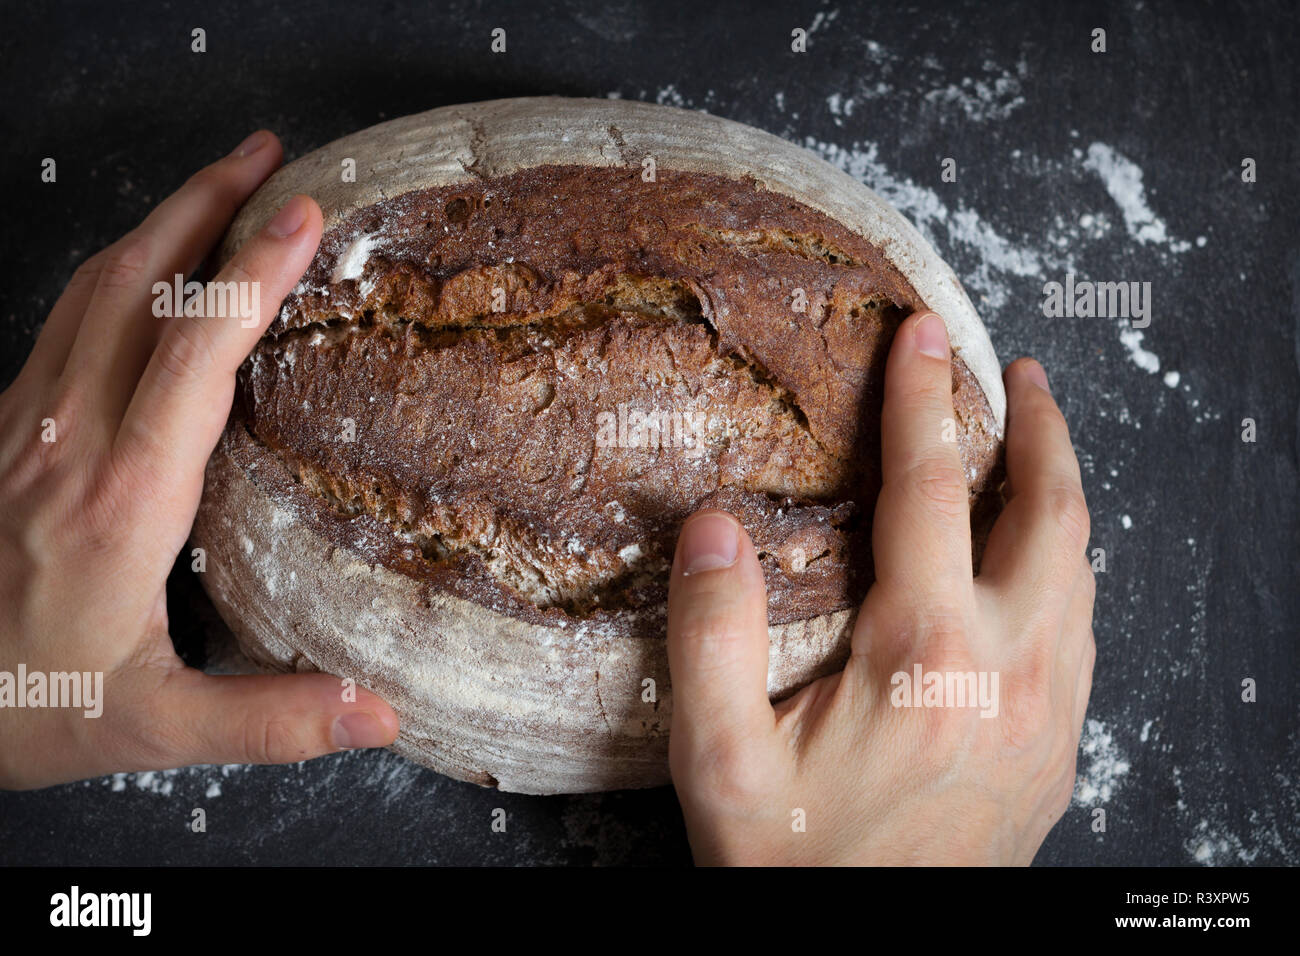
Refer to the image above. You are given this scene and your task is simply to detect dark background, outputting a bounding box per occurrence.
[0,0,1295,865]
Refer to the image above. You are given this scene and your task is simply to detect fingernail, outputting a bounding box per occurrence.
[913,312,949,359]
[231,130,272,158]
[332,712,390,750]
[1023,360,1050,392]
[680,512,740,575]
[266,196,308,237]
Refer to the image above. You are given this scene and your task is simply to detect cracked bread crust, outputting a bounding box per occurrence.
[193,98,1006,793]
[241,165,1001,625]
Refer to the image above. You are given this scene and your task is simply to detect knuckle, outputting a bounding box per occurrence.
[998,653,1057,750]
[688,737,771,812]
[1054,488,1092,549]
[68,249,109,290]
[673,612,758,674]
[245,715,309,764]
[156,319,217,387]
[913,627,973,673]
[896,372,949,411]
[1036,484,1091,549]
[1011,636,1055,696]
[917,472,969,517]
[0,389,81,488]
[903,458,969,518]
[100,232,154,291]
[184,165,244,218]
[220,257,257,290]
[184,165,227,194]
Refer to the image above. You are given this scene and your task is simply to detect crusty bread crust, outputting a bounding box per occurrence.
[218,97,1004,427]
[196,98,1005,793]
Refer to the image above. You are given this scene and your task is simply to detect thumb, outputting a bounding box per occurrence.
[149,669,399,766]
[666,510,774,772]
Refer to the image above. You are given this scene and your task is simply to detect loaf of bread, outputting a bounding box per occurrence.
[193,98,1005,793]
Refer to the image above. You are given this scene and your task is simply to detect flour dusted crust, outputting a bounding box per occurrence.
[195,98,1006,793]
[219,98,1004,425]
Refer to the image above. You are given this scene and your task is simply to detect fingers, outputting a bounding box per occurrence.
[18,248,111,387]
[978,359,1091,599]
[60,131,285,426]
[871,311,974,605]
[113,194,322,493]
[149,668,399,767]
[666,510,775,771]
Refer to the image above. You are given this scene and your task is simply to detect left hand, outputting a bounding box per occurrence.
[0,131,400,790]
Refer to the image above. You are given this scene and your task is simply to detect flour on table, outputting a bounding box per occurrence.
[1073,718,1131,806]
[1118,325,1161,374]
[1082,143,1191,254]
[923,58,1028,122]
[103,763,248,798]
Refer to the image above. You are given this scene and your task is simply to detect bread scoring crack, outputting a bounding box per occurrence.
[239,275,866,617]
[687,224,862,267]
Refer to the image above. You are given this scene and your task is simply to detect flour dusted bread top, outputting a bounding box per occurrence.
[197,98,1006,792]
[233,159,1001,629]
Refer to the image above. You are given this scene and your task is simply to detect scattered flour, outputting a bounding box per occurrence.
[1082,143,1191,253]
[826,92,855,124]
[805,137,1045,310]
[1074,719,1131,806]
[1170,749,1299,866]
[103,763,248,799]
[923,59,1028,122]
[807,8,840,34]
[634,66,1203,419]
[654,84,687,108]
[1186,818,1260,866]
[1118,325,1161,374]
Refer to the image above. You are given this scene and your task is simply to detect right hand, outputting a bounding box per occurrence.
[666,310,1096,865]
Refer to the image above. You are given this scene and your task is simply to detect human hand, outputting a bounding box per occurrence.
[666,310,1095,865]
[0,131,399,790]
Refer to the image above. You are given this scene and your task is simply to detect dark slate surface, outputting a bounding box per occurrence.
[0,0,1295,866]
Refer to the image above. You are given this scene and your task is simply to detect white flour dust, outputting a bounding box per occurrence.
[1073,718,1131,806]
[102,763,249,799]
[923,58,1029,122]
[1082,143,1192,254]
[1118,325,1161,374]
[804,136,1045,311]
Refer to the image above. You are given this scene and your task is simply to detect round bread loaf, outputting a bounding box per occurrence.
[193,97,1005,794]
